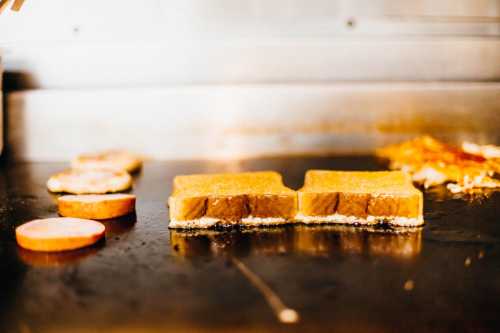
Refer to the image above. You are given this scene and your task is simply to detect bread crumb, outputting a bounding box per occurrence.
[403,280,414,291]
[279,309,300,324]
[464,257,472,267]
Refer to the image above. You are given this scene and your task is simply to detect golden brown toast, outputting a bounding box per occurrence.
[297,170,423,226]
[168,171,297,228]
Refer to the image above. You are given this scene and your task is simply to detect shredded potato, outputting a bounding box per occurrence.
[376,136,500,194]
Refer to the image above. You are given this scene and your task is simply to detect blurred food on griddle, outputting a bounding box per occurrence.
[377,136,500,194]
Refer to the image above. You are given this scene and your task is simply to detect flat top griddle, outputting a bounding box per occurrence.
[0,156,499,333]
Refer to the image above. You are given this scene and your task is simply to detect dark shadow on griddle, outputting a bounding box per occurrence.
[17,239,105,268]
[0,156,44,331]
[100,213,137,237]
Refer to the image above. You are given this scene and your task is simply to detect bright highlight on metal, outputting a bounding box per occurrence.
[231,256,300,324]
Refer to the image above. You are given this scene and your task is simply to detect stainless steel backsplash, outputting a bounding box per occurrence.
[1,0,499,160]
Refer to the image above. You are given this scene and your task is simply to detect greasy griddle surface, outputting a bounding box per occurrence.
[1,156,499,333]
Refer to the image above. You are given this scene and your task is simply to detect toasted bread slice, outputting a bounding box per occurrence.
[297,170,423,226]
[168,171,297,229]
[16,217,105,252]
[47,169,132,194]
[58,194,136,220]
[72,150,142,173]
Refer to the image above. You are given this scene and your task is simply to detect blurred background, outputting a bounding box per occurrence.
[1,0,500,161]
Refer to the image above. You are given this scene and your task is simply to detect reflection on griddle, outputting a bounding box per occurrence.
[100,213,137,236]
[17,240,105,267]
[170,225,422,259]
[427,184,497,203]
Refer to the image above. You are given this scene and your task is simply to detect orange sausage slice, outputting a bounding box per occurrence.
[72,150,143,173]
[58,194,136,220]
[47,169,132,194]
[16,217,105,252]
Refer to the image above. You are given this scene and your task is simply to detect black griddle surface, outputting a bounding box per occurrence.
[1,156,499,333]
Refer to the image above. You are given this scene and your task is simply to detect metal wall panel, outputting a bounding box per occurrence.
[4,38,500,89]
[2,0,500,89]
[2,0,500,42]
[2,1,500,161]
[7,83,500,161]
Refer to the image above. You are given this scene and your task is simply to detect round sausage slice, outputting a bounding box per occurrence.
[58,194,136,220]
[47,169,132,194]
[16,217,105,252]
[72,150,143,173]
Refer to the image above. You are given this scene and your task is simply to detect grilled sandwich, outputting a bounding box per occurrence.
[297,170,423,227]
[168,171,297,229]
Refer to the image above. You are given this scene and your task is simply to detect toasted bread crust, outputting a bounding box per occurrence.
[15,217,105,252]
[47,169,132,194]
[58,194,136,220]
[297,170,424,226]
[169,172,297,225]
[168,171,423,229]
